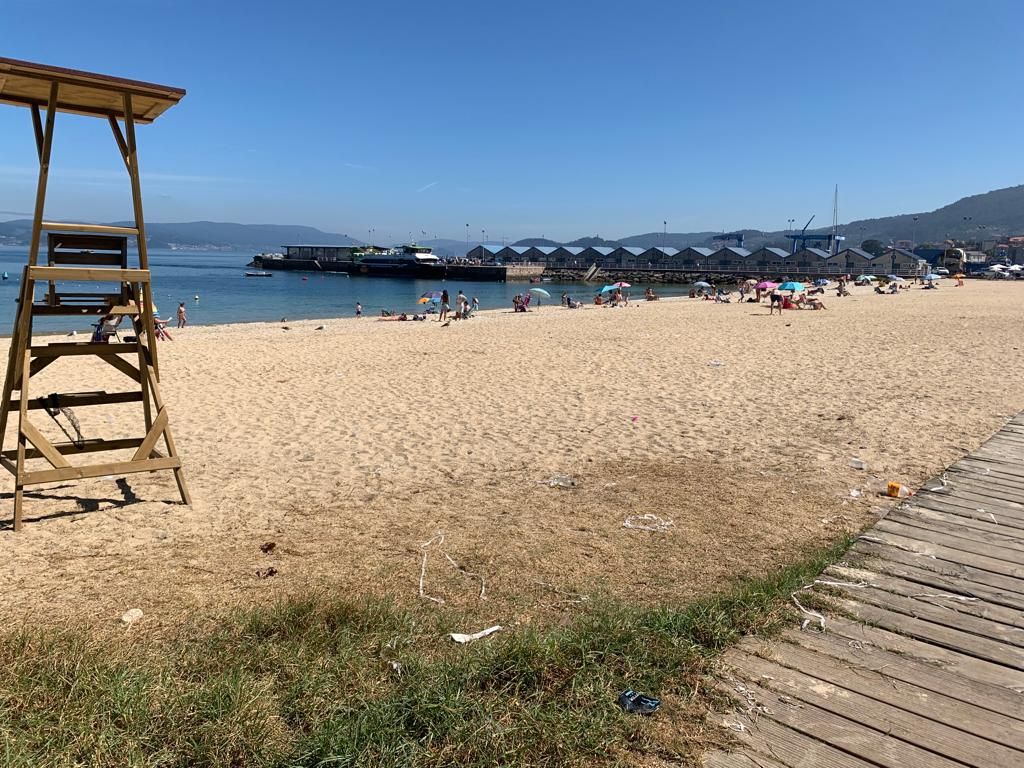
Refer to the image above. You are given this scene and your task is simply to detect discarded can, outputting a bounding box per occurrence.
[886,481,913,498]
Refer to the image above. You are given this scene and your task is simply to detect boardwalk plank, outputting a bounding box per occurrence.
[874,517,1024,562]
[780,629,1024,721]
[851,551,1024,610]
[833,597,1024,670]
[752,639,1024,751]
[827,581,1024,646]
[894,504,1024,544]
[826,615,1024,691]
[856,529,1024,578]
[710,701,877,768]
[824,564,1024,631]
[908,492,1024,527]
[853,539,1024,604]
[716,677,963,768]
[727,651,1021,767]
[704,751,790,768]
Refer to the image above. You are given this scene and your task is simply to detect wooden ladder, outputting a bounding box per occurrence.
[0,231,190,530]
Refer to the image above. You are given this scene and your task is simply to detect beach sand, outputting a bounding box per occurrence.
[1,280,1022,630]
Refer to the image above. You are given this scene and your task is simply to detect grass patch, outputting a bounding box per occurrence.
[0,536,852,767]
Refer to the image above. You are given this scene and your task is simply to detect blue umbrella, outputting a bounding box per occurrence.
[923,273,942,281]
[599,284,616,293]
[887,275,906,282]
[779,281,805,292]
[813,278,829,287]
[693,281,712,289]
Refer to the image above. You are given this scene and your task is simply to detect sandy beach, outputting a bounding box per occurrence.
[1,280,1022,630]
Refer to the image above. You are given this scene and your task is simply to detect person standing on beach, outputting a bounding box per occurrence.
[439,289,449,322]
[355,302,362,318]
[176,302,187,328]
[769,287,783,315]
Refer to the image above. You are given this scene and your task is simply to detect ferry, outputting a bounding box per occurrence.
[249,243,544,281]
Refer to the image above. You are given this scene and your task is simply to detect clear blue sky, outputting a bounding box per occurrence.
[1,0,1022,243]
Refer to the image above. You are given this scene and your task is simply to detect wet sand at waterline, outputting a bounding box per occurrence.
[1,281,1021,630]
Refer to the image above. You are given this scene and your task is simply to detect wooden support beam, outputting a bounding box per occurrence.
[20,418,71,469]
[22,456,180,486]
[99,354,141,382]
[28,266,149,282]
[2,437,145,461]
[28,356,57,378]
[40,221,139,236]
[27,82,58,268]
[31,104,42,160]
[131,408,168,461]
[108,115,130,170]
[49,252,125,266]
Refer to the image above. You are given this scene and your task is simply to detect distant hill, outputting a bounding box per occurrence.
[512,238,559,247]
[3,184,1024,253]
[0,220,361,251]
[522,184,1024,251]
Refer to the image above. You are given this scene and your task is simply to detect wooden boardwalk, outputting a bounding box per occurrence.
[704,414,1024,768]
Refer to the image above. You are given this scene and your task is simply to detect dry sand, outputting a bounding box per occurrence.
[1,280,1022,630]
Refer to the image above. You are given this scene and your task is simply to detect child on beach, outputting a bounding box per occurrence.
[356,302,362,318]
[176,302,187,328]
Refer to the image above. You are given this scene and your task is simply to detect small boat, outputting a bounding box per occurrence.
[245,271,273,277]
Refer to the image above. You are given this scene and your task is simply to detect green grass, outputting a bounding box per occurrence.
[0,536,852,768]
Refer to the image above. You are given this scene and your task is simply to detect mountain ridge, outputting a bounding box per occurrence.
[1,184,1022,253]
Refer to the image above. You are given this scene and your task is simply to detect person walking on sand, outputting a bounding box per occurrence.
[439,289,450,322]
[769,286,783,316]
[355,302,362,318]
[176,302,187,328]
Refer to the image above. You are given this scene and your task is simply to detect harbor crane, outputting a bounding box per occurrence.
[786,215,838,253]
[712,232,745,247]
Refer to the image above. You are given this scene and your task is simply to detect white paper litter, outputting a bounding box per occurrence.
[623,514,674,532]
[120,608,143,626]
[450,625,502,644]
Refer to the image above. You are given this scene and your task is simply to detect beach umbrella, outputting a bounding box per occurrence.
[813,278,830,287]
[856,274,876,282]
[420,290,443,299]
[612,281,631,288]
[743,278,757,286]
[887,275,906,282]
[1009,265,1023,272]
[923,273,942,281]
[529,287,551,298]
[599,284,616,293]
[954,272,966,278]
[754,280,777,290]
[778,281,805,292]
[693,281,712,289]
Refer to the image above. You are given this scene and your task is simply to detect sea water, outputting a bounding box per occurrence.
[0,247,696,332]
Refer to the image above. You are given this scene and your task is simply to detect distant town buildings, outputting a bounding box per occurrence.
[466,244,930,276]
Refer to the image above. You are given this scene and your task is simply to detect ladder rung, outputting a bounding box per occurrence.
[42,222,139,236]
[2,437,146,462]
[12,391,143,411]
[28,266,149,283]
[23,456,180,486]
[31,342,137,358]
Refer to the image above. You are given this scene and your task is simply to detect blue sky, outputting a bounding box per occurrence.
[1,0,1022,242]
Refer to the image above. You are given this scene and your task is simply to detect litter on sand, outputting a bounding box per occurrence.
[623,514,674,532]
[450,625,502,644]
[120,608,143,626]
[545,474,577,488]
[849,458,867,470]
[618,689,661,715]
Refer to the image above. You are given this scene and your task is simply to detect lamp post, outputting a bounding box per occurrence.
[912,216,918,249]
[465,223,469,251]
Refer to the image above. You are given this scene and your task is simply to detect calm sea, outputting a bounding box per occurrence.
[0,247,696,332]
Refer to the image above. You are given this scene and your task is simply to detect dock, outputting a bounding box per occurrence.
[704,414,1024,768]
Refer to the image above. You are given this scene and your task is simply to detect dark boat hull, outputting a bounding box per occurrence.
[252,256,542,282]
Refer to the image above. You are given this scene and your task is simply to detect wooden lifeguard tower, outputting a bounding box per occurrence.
[0,57,190,530]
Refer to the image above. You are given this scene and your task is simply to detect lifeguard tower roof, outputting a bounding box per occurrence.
[0,56,185,123]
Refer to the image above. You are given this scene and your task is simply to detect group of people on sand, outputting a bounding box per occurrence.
[512,293,533,312]
[594,287,628,306]
[440,290,478,321]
